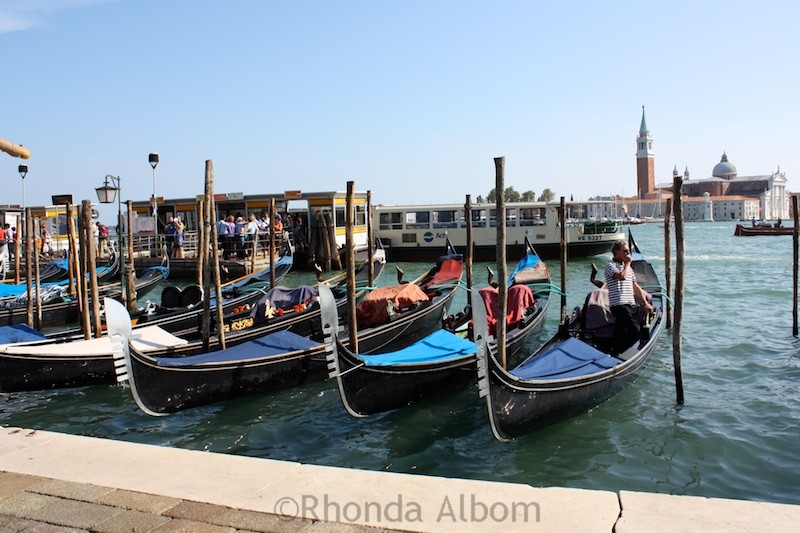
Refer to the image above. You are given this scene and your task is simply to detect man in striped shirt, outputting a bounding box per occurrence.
[604,240,654,354]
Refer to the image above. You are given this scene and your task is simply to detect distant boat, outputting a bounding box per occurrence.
[734,224,793,236]
[373,200,625,261]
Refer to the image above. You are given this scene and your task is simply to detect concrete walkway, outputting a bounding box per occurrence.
[0,426,797,532]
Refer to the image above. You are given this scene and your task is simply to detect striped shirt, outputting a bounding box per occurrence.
[604,261,636,306]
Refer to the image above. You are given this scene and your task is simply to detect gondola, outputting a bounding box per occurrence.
[343,237,464,354]
[107,283,340,415]
[475,232,664,440]
[734,223,793,236]
[326,237,551,416]
[222,239,387,340]
[0,256,169,328]
[0,243,383,392]
[0,252,120,301]
[447,236,552,359]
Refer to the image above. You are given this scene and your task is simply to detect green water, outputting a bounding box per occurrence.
[2,221,799,505]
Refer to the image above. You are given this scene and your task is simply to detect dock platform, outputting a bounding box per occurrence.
[1,427,797,532]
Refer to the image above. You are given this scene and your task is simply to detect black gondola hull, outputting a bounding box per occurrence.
[485,332,659,439]
[0,354,115,392]
[126,346,332,414]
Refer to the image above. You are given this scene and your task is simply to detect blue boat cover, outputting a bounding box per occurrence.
[0,324,48,344]
[509,337,622,380]
[0,279,67,298]
[508,252,540,285]
[359,329,476,367]
[156,330,321,367]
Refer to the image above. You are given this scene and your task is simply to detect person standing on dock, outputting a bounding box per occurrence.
[171,215,185,259]
[96,222,109,257]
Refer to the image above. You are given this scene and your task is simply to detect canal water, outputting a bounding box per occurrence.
[2,221,798,505]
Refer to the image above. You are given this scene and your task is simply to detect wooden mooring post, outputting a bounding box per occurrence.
[346,181,358,353]
[793,194,799,336]
[664,199,672,329]
[494,157,507,369]
[672,167,686,404]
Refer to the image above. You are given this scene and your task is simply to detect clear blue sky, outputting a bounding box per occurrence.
[2,0,798,222]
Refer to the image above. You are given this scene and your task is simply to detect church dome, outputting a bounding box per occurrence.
[712,152,737,179]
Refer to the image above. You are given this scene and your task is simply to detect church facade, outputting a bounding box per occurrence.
[638,108,790,221]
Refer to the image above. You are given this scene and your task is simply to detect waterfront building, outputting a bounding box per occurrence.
[634,109,789,221]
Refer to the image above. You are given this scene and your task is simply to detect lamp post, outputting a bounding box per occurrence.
[18,164,27,211]
[96,175,126,303]
[149,152,159,220]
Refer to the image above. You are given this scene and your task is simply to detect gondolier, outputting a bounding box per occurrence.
[604,240,653,354]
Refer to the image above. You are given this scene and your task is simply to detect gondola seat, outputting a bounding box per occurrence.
[581,289,615,341]
[160,286,183,309]
[181,284,203,307]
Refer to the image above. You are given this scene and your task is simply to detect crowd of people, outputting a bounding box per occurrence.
[216,210,300,260]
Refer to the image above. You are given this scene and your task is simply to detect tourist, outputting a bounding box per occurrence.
[5,224,15,259]
[245,213,259,256]
[164,216,175,257]
[234,216,246,258]
[217,215,234,259]
[171,215,185,259]
[604,240,653,354]
[96,221,110,257]
[40,227,54,257]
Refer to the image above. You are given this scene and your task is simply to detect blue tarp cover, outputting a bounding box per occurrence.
[508,252,540,284]
[509,337,621,380]
[0,324,48,344]
[156,330,321,366]
[360,329,476,367]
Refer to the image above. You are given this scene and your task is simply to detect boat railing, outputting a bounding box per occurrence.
[127,230,290,259]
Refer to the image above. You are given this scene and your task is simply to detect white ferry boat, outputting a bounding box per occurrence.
[373,201,625,261]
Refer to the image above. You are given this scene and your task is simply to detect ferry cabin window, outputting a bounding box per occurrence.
[405,211,430,229]
[468,209,487,227]
[432,209,459,228]
[506,208,517,227]
[379,212,403,230]
[519,208,546,226]
[487,208,518,227]
[335,204,367,228]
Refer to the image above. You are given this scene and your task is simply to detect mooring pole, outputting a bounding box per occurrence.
[664,199,672,329]
[346,181,358,353]
[672,167,686,404]
[367,190,375,286]
[464,194,474,312]
[792,194,798,336]
[494,157,508,369]
[559,196,568,328]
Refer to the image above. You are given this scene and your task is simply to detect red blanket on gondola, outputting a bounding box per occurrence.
[421,258,462,289]
[478,284,535,336]
[356,284,430,328]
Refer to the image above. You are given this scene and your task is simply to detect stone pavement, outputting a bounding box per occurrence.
[1,426,798,532]
[0,470,383,532]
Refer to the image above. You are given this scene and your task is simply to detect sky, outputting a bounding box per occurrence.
[2,0,799,222]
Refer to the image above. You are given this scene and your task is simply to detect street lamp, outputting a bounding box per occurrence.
[149,152,159,220]
[18,164,27,211]
[96,175,126,303]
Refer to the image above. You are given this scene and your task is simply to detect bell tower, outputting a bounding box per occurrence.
[635,106,655,197]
